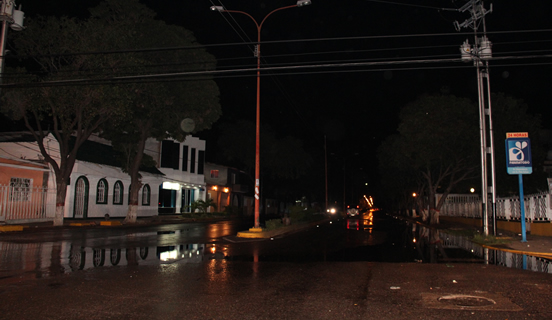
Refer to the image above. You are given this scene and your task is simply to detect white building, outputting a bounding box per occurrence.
[0,132,207,222]
[144,136,207,214]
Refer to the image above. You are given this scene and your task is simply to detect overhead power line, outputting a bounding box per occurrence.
[3,53,552,89]
[6,28,552,62]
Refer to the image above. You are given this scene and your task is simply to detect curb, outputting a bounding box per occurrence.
[0,225,26,232]
[236,219,330,239]
[481,244,552,259]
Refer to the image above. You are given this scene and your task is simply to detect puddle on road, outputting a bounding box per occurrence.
[0,217,551,283]
[0,229,231,284]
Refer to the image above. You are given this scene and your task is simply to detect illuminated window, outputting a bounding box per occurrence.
[113,181,123,205]
[96,179,108,204]
[210,170,219,178]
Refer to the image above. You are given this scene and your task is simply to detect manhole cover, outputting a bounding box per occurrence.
[422,293,521,311]
[438,294,496,307]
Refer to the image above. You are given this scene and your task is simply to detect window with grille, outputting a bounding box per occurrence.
[113,181,124,205]
[9,177,32,201]
[96,179,108,204]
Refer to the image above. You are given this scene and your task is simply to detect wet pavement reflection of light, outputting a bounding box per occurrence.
[399,216,552,274]
[1,216,552,284]
[0,220,244,284]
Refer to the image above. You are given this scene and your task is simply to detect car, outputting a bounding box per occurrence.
[326,206,339,215]
[346,204,360,217]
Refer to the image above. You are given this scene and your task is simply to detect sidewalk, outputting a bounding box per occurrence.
[483,233,552,259]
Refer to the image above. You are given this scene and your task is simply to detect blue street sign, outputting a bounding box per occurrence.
[505,133,532,175]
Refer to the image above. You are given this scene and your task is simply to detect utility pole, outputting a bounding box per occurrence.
[455,0,496,236]
[0,1,24,80]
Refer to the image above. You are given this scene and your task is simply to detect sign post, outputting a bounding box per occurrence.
[505,132,532,242]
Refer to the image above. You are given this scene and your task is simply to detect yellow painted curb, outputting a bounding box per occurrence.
[249,227,263,232]
[0,225,25,232]
[69,222,94,227]
[100,221,122,226]
[237,230,267,238]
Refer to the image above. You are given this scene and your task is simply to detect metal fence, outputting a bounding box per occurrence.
[0,185,56,223]
[438,194,482,218]
[438,192,552,222]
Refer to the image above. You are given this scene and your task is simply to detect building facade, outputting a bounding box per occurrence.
[0,132,207,222]
[204,162,252,216]
[145,136,207,214]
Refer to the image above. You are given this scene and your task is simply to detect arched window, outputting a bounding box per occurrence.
[73,176,89,218]
[113,181,124,205]
[142,184,151,206]
[96,179,108,204]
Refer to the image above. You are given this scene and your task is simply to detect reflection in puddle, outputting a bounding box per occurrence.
[412,223,552,274]
[0,230,217,284]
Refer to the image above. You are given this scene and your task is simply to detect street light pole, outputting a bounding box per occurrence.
[211,1,311,229]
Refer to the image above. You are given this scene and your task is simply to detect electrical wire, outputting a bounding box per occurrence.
[4,29,551,81]
[7,28,551,62]
[4,52,552,89]
[361,0,460,12]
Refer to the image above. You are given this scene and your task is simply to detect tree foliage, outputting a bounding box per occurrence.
[378,94,480,223]
[1,0,221,225]
[378,92,544,224]
[88,0,221,223]
[1,15,125,225]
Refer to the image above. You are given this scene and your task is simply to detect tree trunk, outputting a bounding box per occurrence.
[124,132,147,224]
[125,204,138,224]
[53,180,68,226]
[124,176,142,224]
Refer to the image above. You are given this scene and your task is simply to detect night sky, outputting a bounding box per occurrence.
[9,0,552,202]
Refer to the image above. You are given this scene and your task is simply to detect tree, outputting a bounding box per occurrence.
[378,92,545,224]
[378,94,480,224]
[1,0,222,225]
[190,199,217,214]
[88,0,221,223]
[1,16,125,226]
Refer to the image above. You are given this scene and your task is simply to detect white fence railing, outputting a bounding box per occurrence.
[0,185,56,222]
[438,192,552,222]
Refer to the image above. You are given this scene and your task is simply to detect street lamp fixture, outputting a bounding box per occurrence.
[211,2,311,229]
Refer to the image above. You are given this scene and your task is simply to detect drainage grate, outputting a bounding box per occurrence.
[422,292,522,311]
[438,294,496,307]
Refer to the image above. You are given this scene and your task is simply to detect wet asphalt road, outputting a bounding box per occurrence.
[2,259,552,319]
[1,214,552,319]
